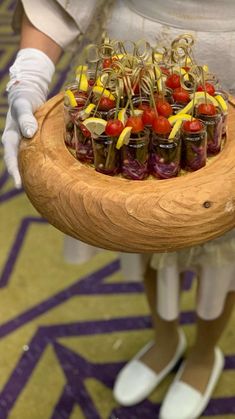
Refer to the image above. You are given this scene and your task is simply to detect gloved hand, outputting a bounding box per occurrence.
[1,48,55,188]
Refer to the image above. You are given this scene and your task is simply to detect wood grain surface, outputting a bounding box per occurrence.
[18,93,235,253]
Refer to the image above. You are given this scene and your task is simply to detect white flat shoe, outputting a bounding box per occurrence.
[159,347,224,419]
[113,329,186,406]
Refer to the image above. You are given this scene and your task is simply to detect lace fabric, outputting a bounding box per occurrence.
[151,229,235,271]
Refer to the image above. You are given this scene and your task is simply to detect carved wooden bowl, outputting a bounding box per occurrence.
[18,93,235,253]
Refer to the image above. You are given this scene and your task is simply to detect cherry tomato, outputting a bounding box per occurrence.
[138,103,150,111]
[197,103,216,115]
[173,87,190,103]
[88,78,95,87]
[165,73,181,89]
[183,119,204,132]
[197,82,215,96]
[156,100,173,117]
[74,92,88,108]
[152,116,172,135]
[105,119,124,136]
[182,66,191,72]
[154,93,165,102]
[102,58,112,69]
[126,116,144,133]
[160,66,170,76]
[132,82,140,94]
[98,96,116,111]
[142,108,156,126]
[80,123,91,137]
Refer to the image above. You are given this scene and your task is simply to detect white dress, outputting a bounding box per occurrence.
[106,0,235,320]
[13,0,235,319]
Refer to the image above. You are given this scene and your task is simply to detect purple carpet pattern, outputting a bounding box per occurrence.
[0,1,235,418]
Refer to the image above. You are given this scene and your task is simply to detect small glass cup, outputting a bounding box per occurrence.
[87,69,97,88]
[92,135,120,176]
[196,108,223,156]
[74,120,94,163]
[181,124,207,171]
[149,132,181,179]
[121,130,150,180]
[63,84,87,149]
[215,90,229,137]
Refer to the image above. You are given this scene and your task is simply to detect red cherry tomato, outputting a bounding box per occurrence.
[152,116,172,135]
[173,87,190,103]
[80,123,91,137]
[132,83,140,94]
[183,119,204,132]
[154,93,165,102]
[98,96,116,111]
[102,58,113,69]
[142,108,156,126]
[105,119,124,136]
[126,116,144,133]
[156,100,173,117]
[88,78,95,87]
[160,66,170,76]
[165,73,181,89]
[197,82,215,96]
[74,92,87,108]
[138,103,150,111]
[197,103,216,115]
[182,66,191,72]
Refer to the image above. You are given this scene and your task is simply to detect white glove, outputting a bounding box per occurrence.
[2,48,55,188]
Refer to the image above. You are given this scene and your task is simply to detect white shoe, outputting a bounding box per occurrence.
[159,347,224,419]
[113,329,186,406]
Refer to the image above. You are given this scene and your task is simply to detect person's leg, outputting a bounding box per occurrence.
[63,235,100,263]
[159,265,235,419]
[119,253,146,281]
[179,290,235,393]
[113,261,186,406]
[139,262,181,373]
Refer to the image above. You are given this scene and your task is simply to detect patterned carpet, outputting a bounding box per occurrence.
[0,1,235,418]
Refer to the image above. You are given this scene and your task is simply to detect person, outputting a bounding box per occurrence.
[2,1,235,418]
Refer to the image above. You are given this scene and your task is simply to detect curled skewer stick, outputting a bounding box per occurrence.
[198,65,208,104]
[145,62,164,94]
[171,33,195,50]
[135,39,152,63]
[171,43,190,65]
[152,45,170,64]
[180,64,202,92]
[83,43,100,64]
[99,43,114,59]
[140,74,158,115]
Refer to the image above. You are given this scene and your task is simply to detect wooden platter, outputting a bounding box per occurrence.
[18,93,235,253]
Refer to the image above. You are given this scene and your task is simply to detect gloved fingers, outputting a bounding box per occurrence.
[2,111,22,189]
[3,134,22,189]
[11,98,38,138]
[18,113,38,138]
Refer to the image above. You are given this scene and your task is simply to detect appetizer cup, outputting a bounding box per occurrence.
[92,134,120,176]
[64,84,87,149]
[149,132,181,179]
[181,124,207,171]
[121,130,150,180]
[196,108,223,156]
